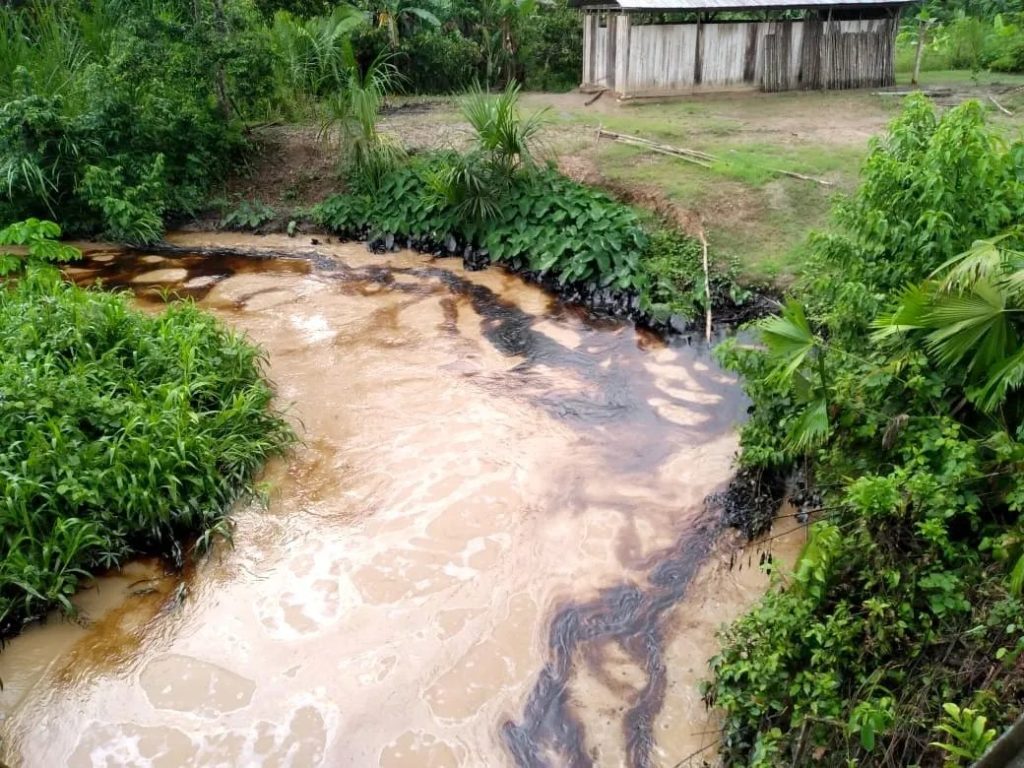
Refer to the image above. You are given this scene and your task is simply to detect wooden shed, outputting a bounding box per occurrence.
[571,0,913,97]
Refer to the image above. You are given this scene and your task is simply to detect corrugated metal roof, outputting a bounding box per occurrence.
[572,0,912,9]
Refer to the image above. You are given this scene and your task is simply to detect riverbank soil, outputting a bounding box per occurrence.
[206,73,1024,289]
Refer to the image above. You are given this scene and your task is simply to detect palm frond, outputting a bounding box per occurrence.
[404,7,441,26]
[924,281,1015,373]
[934,233,1024,292]
[872,282,934,340]
[785,397,830,454]
[759,300,817,382]
[974,347,1024,413]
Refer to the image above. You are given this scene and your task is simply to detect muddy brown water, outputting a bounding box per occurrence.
[0,234,802,768]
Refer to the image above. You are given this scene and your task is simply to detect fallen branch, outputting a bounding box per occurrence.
[698,222,712,342]
[620,139,713,168]
[597,129,831,185]
[597,128,714,163]
[871,87,953,97]
[770,168,833,187]
[989,94,1014,116]
[584,89,607,107]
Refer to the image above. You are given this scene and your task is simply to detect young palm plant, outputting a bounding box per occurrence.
[461,80,546,176]
[270,5,365,102]
[873,231,1024,414]
[321,50,406,191]
[424,80,547,230]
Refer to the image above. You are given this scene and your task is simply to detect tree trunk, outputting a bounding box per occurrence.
[911,20,927,87]
[211,0,232,120]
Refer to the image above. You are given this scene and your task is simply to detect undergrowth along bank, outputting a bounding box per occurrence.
[705,95,1024,767]
[312,83,750,332]
[0,219,294,637]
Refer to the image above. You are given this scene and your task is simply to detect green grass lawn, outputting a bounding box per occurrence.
[896,68,1024,87]
[518,74,1024,287]
[528,90,896,285]
[380,74,1024,289]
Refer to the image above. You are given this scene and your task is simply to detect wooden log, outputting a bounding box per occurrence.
[872,87,953,97]
[769,168,833,187]
[989,94,1014,116]
[596,129,715,162]
[605,135,713,168]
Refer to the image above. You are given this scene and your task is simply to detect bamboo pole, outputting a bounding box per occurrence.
[698,223,712,342]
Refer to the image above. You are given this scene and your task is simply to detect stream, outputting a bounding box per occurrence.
[0,234,801,768]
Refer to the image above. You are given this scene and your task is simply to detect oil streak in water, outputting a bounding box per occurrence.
[504,517,720,768]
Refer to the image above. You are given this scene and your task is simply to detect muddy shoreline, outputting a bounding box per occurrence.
[145,231,778,337]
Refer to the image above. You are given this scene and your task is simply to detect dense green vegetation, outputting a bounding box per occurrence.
[0,219,293,635]
[0,0,579,244]
[314,83,742,321]
[0,0,265,242]
[705,95,1024,766]
[899,1,1024,75]
[5,0,1024,758]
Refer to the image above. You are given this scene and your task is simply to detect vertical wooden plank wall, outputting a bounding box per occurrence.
[591,7,901,97]
[605,12,618,90]
[593,6,905,97]
[587,20,608,89]
[582,12,597,88]
[615,14,631,93]
[625,23,699,92]
[701,23,752,86]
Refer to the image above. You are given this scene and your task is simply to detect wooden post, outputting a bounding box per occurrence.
[615,13,632,97]
[911,17,929,86]
[823,6,833,90]
[582,12,597,87]
[693,12,704,86]
[605,11,618,91]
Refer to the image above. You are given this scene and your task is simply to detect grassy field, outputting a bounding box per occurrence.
[523,90,887,285]
[520,76,1024,286]
[226,72,1024,289]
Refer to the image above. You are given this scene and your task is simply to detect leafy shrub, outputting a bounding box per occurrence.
[315,153,649,291]
[898,10,1024,75]
[707,96,1024,766]
[0,2,263,242]
[931,703,999,764]
[0,218,80,275]
[642,230,750,320]
[221,199,277,230]
[801,94,1024,339]
[399,31,483,93]
[0,222,293,635]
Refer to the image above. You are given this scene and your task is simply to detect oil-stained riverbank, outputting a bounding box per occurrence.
[0,234,802,767]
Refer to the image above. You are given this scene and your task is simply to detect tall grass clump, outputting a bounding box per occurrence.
[0,220,293,636]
